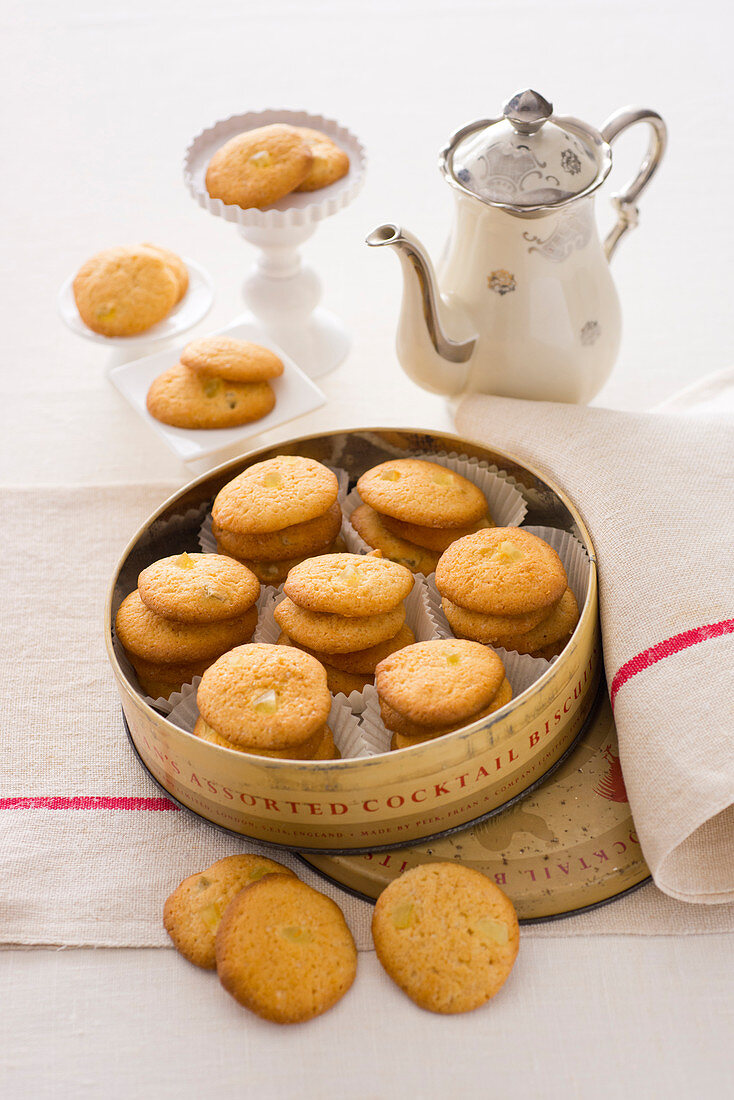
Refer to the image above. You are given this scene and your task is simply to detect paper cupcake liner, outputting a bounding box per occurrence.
[256,575,442,714]
[425,525,590,664]
[199,465,350,556]
[167,678,362,761]
[184,110,367,230]
[342,450,527,573]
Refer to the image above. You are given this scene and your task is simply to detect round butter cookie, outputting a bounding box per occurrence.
[115,591,257,664]
[383,513,492,553]
[213,501,341,562]
[140,243,189,302]
[205,124,313,210]
[274,596,406,654]
[357,459,488,528]
[212,455,339,535]
[350,504,440,574]
[163,854,296,970]
[138,552,259,623]
[277,624,415,675]
[372,863,519,1014]
[146,365,275,430]
[284,552,413,617]
[129,653,212,683]
[385,678,513,743]
[73,246,179,336]
[435,527,567,615]
[294,127,350,192]
[181,337,284,383]
[215,875,357,1023]
[441,596,555,644]
[192,716,328,760]
[197,643,331,750]
[375,639,506,728]
[493,587,580,654]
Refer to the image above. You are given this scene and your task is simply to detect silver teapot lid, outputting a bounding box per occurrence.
[442,90,612,215]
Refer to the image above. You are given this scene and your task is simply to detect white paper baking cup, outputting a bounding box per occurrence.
[167,678,362,761]
[425,525,591,658]
[342,450,527,572]
[256,575,442,714]
[184,110,367,229]
[199,465,350,555]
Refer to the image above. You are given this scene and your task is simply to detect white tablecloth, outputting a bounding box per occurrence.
[2,1,731,1096]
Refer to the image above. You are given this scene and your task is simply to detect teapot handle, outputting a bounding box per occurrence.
[600,107,667,261]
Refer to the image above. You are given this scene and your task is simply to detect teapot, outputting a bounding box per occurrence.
[367,90,666,404]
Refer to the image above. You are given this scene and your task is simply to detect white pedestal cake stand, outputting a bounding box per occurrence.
[184,110,367,379]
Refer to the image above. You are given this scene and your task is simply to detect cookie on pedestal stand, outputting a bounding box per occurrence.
[184,110,366,380]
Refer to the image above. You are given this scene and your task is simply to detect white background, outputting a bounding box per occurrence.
[2,1,732,1096]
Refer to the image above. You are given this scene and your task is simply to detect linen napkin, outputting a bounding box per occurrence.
[455,393,734,905]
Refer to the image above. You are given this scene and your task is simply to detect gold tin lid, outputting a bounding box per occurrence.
[303,690,650,921]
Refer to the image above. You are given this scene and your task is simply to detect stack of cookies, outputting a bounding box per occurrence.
[205,124,350,211]
[73,243,188,336]
[194,643,339,760]
[352,458,493,573]
[211,455,344,585]
[146,336,283,430]
[273,552,415,695]
[374,639,513,750]
[435,527,579,659]
[115,552,260,699]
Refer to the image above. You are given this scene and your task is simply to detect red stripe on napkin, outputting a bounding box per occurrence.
[0,796,179,811]
[610,618,734,707]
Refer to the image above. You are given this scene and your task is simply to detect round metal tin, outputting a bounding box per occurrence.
[106,427,601,853]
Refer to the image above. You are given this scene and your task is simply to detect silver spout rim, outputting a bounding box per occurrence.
[366,223,402,247]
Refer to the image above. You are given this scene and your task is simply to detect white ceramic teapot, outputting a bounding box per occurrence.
[368,90,666,404]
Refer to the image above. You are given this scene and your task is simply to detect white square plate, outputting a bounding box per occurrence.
[109,319,327,462]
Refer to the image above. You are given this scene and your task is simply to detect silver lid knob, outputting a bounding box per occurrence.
[503,89,553,135]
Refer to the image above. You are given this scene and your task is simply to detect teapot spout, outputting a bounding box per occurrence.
[366,224,476,396]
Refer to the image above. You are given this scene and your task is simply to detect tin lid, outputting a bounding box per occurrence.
[443,90,611,214]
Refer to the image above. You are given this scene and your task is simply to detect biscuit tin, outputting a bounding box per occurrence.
[106,428,601,852]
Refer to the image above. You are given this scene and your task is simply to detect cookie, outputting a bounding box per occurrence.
[492,588,580,655]
[441,597,555,644]
[140,243,189,303]
[273,596,406,654]
[357,459,488,528]
[135,672,191,701]
[382,514,492,553]
[371,862,519,1014]
[212,455,339,535]
[215,875,357,1023]
[129,653,212,682]
[435,528,568,615]
[213,501,341,562]
[180,337,284,383]
[279,624,415,675]
[386,678,513,744]
[115,591,258,663]
[146,365,275,430]
[275,636,374,695]
[137,552,259,623]
[205,124,313,210]
[294,127,350,192]
[349,505,440,574]
[283,553,413,616]
[163,854,296,969]
[197,643,331,750]
[375,640,506,729]
[219,538,345,586]
[192,716,331,760]
[73,246,179,336]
